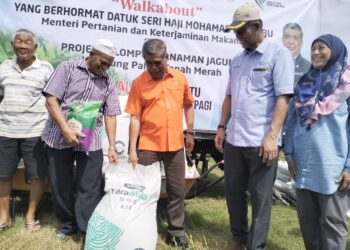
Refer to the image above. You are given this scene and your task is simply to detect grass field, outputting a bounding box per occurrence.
[0,164,349,250]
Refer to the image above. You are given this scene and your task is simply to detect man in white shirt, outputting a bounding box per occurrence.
[0,29,53,231]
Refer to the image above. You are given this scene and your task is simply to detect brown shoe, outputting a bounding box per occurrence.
[224,240,245,250]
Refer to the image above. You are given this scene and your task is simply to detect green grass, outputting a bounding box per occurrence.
[1,163,349,250]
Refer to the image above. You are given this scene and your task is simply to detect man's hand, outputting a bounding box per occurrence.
[62,128,85,146]
[215,129,225,154]
[259,133,278,166]
[128,150,138,168]
[336,171,350,191]
[287,160,296,180]
[108,147,119,164]
[185,134,195,153]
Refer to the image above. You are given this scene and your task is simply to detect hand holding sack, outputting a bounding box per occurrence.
[67,102,101,153]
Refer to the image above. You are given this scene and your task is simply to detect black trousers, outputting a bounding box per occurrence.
[224,142,277,250]
[296,189,350,250]
[47,147,103,234]
[138,149,186,237]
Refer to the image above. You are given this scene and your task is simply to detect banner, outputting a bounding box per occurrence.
[0,0,320,158]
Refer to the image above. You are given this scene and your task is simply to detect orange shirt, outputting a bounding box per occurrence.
[125,68,194,152]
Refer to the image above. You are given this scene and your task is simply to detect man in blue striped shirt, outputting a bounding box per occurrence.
[42,39,121,239]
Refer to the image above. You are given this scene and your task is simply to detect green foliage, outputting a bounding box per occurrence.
[0,30,124,85]
[0,30,15,63]
[0,30,79,67]
[35,36,81,68]
[107,67,123,82]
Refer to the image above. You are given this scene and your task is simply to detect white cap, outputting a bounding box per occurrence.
[92,39,117,58]
[224,2,261,32]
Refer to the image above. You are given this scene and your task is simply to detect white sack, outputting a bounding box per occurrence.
[85,162,161,250]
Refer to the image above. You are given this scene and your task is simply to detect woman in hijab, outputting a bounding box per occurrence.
[285,34,350,250]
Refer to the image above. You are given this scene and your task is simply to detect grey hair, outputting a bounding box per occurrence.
[142,39,167,59]
[283,23,303,40]
[12,29,37,45]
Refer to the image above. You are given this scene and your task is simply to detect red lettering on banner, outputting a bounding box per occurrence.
[117,80,131,94]
[112,0,203,17]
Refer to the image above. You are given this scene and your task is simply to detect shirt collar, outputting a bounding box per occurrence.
[77,58,109,80]
[243,39,268,55]
[294,54,301,60]
[10,56,41,70]
[143,67,176,82]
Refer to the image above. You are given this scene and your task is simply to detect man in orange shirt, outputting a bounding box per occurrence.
[125,38,195,249]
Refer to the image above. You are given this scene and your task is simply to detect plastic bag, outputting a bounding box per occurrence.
[85,162,161,250]
[66,102,101,153]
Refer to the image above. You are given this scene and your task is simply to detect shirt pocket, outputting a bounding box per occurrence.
[165,81,184,106]
[251,65,272,89]
[251,65,272,85]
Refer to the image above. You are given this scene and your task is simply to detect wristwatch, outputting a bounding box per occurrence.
[187,130,195,136]
[217,124,226,130]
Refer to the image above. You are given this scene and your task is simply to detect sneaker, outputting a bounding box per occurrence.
[55,231,68,240]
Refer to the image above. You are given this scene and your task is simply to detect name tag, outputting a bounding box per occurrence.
[253,68,271,72]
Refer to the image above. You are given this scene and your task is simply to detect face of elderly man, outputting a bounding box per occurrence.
[283,28,303,57]
[88,49,114,76]
[144,49,168,80]
[12,32,37,62]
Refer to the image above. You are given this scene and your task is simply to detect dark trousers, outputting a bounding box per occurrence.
[224,142,277,250]
[138,149,186,237]
[296,188,350,250]
[47,147,103,234]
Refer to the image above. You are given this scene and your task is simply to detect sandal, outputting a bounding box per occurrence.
[25,220,41,232]
[0,220,12,231]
